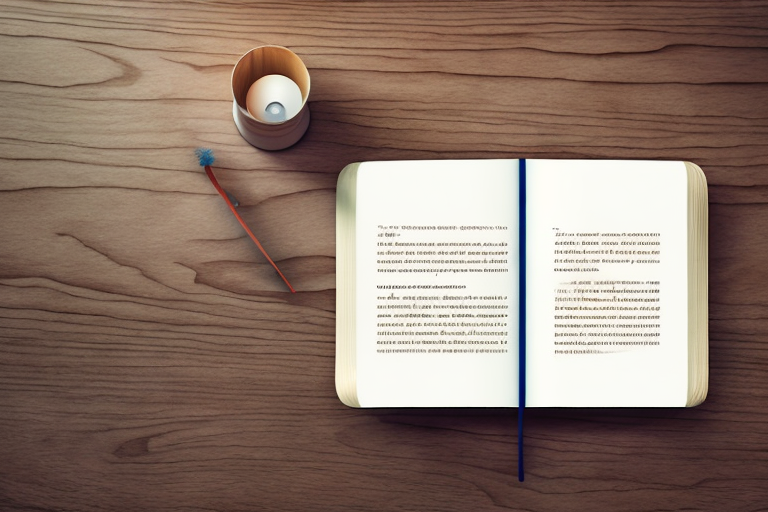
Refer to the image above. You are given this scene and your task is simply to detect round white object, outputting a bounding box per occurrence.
[245,74,303,124]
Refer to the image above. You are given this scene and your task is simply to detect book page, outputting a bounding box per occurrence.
[355,160,519,407]
[526,160,689,407]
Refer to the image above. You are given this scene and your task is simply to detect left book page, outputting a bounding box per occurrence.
[337,160,519,407]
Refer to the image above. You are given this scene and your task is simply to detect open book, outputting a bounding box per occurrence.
[336,159,708,408]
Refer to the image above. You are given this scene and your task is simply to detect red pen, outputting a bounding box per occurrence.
[196,148,296,293]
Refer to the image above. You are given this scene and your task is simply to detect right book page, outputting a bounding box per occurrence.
[525,159,690,407]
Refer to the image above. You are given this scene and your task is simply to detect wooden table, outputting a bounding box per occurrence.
[1,1,767,510]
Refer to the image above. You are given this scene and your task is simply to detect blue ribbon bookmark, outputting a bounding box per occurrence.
[518,158,527,482]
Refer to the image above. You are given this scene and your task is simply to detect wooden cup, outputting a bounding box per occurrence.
[231,46,311,150]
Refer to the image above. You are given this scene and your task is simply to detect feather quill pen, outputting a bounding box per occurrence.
[196,148,296,293]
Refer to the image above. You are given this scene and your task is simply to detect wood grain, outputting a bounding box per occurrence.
[1,1,768,511]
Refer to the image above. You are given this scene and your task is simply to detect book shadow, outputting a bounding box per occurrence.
[333,407,704,480]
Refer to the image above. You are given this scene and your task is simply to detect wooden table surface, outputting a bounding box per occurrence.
[2,1,767,511]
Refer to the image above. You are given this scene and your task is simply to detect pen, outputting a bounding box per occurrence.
[196,148,296,293]
[518,158,527,482]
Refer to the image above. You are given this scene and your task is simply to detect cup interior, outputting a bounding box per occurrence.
[232,46,310,122]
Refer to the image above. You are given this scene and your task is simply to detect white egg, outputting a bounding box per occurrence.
[246,74,303,124]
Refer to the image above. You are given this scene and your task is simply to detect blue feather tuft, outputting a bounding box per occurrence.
[195,148,215,167]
